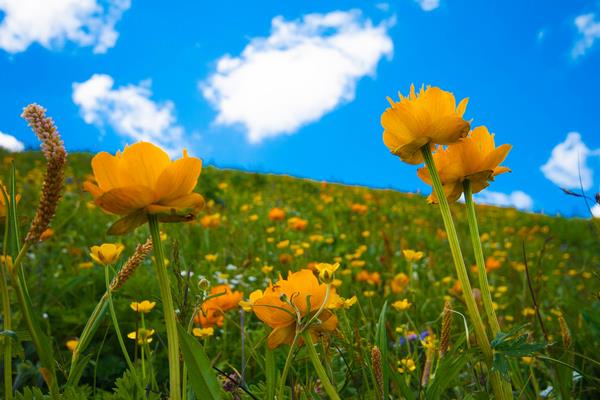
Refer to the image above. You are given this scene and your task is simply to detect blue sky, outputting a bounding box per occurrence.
[1,0,599,217]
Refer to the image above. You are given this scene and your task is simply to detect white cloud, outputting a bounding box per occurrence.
[0,131,24,152]
[415,0,440,12]
[572,12,600,59]
[72,74,186,154]
[474,190,534,211]
[201,10,393,143]
[0,0,130,54]
[592,203,600,218]
[541,132,600,190]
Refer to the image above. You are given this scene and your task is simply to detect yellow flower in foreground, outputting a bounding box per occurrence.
[130,300,156,314]
[382,84,470,165]
[252,269,339,349]
[89,243,125,265]
[84,142,204,234]
[315,262,340,283]
[392,299,412,312]
[192,327,214,338]
[417,126,511,203]
[239,290,264,312]
[127,328,155,345]
[403,249,424,262]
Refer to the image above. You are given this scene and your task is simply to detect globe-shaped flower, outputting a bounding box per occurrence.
[417,126,511,203]
[382,84,470,165]
[84,142,204,234]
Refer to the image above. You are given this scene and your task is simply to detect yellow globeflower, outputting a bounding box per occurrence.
[127,328,155,345]
[315,262,340,283]
[417,126,511,203]
[392,298,412,312]
[382,84,470,165]
[89,243,125,265]
[402,249,424,262]
[84,142,204,234]
[239,289,263,312]
[130,300,156,313]
[192,327,215,338]
[65,338,79,352]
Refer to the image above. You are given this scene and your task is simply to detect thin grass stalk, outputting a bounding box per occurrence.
[302,331,341,400]
[148,214,181,400]
[0,253,13,399]
[420,146,508,399]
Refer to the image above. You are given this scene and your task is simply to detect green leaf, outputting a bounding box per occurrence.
[177,324,224,400]
[426,354,469,399]
[265,346,276,400]
[374,301,389,399]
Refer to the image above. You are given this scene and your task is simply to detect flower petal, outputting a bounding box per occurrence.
[148,193,205,214]
[155,154,202,201]
[267,324,296,349]
[91,152,126,191]
[95,185,155,215]
[107,210,148,235]
[121,142,171,189]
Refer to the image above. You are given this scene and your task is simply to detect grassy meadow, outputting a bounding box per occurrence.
[1,146,599,399]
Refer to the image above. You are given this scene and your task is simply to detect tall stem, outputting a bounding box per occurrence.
[148,215,181,400]
[464,180,513,398]
[302,332,341,400]
[277,331,299,399]
[420,146,508,399]
[0,257,13,400]
[463,180,501,336]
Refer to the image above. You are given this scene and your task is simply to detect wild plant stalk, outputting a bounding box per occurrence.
[0,253,13,400]
[303,332,341,400]
[420,146,509,400]
[464,180,514,397]
[148,214,181,400]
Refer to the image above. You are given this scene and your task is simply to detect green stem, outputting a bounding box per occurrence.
[277,331,299,399]
[104,265,142,393]
[464,180,513,398]
[463,180,501,336]
[141,313,146,381]
[10,243,59,397]
[302,331,341,400]
[420,146,508,399]
[148,215,181,400]
[0,257,13,400]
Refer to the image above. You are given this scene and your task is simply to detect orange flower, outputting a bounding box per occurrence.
[382,84,470,165]
[200,213,221,228]
[194,284,243,328]
[485,256,502,273]
[252,269,339,349]
[350,203,368,215]
[287,216,308,231]
[0,185,20,220]
[84,142,204,234]
[356,270,381,285]
[268,207,286,221]
[417,126,511,203]
[390,272,409,294]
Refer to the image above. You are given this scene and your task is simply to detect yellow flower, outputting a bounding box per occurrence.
[204,253,218,262]
[200,213,221,228]
[261,265,274,274]
[252,269,338,349]
[192,327,215,338]
[277,240,290,249]
[392,299,412,312]
[315,262,340,283]
[66,338,79,352]
[398,358,416,373]
[382,84,470,165]
[84,142,204,234]
[239,289,264,312]
[89,243,125,265]
[402,249,424,262]
[331,295,357,309]
[130,300,156,313]
[390,272,409,294]
[417,126,511,203]
[522,307,536,317]
[78,261,94,269]
[127,328,155,345]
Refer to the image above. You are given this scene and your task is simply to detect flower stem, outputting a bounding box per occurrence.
[277,331,299,399]
[420,146,509,399]
[148,215,181,400]
[104,265,143,393]
[0,257,13,400]
[302,331,341,400]
[464,180,513,397]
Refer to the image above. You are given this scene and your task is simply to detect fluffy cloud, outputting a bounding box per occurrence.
[592,203,600,218]
[201,10,393,143]
[474,190,534,211]
[0,0,130,54]
[0,131,25,152]
[72,74,186,153]
[541,132,599,190]
[415,0,440,12]
[572,12,600,59]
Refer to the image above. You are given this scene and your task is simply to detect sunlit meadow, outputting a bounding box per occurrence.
[1,90,599,400]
